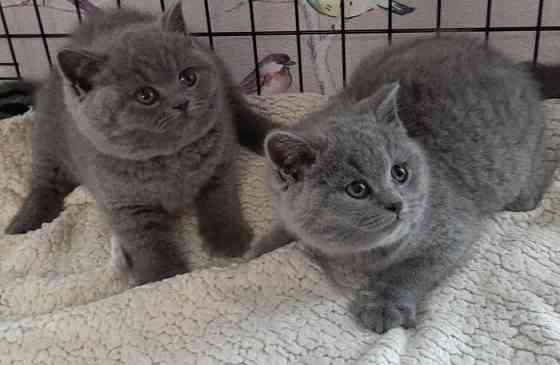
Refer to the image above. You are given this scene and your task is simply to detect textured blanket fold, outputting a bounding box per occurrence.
[1,95,559,364]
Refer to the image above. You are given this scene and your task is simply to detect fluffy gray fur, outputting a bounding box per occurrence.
[4,1,270,285]
[250,37,547,333]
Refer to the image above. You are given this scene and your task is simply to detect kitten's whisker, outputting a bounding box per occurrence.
[155,115,175,133]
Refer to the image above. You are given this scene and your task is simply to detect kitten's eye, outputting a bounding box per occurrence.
[135,87,159,105]
[179,67,198,88]
[345,180,370,199]
[391,164,409,184]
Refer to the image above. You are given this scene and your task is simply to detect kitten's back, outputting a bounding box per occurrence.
[340,37,545,213]
[70,8,155,47]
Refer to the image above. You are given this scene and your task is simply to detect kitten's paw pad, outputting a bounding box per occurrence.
[352,290,417,334]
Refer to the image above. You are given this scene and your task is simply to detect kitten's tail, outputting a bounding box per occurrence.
[0,79,37,119]
[228,86,282,156]
[521,62,560,99]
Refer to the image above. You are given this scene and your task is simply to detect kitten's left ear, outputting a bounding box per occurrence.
[265,130,318,182]
[161,0,190,42]
[354,81,401,125]
[57,48,107,94]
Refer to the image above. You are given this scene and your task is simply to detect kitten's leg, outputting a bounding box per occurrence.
[5,159,76,234]
[352,238,471,334]
[108,206,188,286]
[195,168,252,257]
[505,139,549,212]
[246,221,295,259]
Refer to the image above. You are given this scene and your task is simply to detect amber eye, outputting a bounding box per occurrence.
[179,67,198,87]
[391,164,409,184]
[345,180,370,199]
[135,87,159,105]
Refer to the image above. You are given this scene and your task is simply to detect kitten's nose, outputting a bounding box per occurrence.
[173,100,189,112]
[385,201,403,215]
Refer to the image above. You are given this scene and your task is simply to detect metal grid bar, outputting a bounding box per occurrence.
[74,0,83,23]
[203,0,214,50]
[31,0,52,66]
[532,0,545,68]
[387,0,393,44]
[1,26,559,40]
[0,0,557,92]
[248,0,261,95]
[293,0,303,92]
[0,1,21,78]
[340,0,346,87]
[436,0,442,37]
[484,0,493,44]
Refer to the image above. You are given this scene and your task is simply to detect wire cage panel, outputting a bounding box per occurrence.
[0,0,558,95]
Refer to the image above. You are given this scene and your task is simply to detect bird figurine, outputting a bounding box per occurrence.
[240,54,296,95]
[306,0,414,18]
[64,0,101,15]
[306,0,378,18]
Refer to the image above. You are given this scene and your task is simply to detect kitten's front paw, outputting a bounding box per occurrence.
[110,235,189,286]
[351,288,417,334]
[245,234,279,259]
[245,237,266,260]
[5,211,40,234]
[203,223,253,258]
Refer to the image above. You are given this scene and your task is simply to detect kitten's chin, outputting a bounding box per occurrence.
[302,220,409,256]
[79,124,194,160]
[92,135,190,160]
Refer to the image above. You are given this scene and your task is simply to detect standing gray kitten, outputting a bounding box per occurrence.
[4,1,272,285]
[251,37,547,333]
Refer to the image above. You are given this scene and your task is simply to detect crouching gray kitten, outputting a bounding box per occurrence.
[250,37,547,333]
[5,1,274,285]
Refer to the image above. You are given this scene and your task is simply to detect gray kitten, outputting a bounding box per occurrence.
[251,37,547,333]
[4,1,274,285]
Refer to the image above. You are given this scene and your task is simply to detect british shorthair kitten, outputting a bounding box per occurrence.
[251,37,547,333]
[5,1,275,285]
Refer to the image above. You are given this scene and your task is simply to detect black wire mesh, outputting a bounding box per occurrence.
[0,0,558,92]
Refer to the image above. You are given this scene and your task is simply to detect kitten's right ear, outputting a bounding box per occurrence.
[265,131,317,182]
[161,0,191,44]
[57,49,106,94]
[354,81,401,125]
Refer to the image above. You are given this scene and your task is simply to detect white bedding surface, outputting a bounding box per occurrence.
[1,95,559,365]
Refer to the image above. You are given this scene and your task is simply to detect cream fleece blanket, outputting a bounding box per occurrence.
[1,95,560,364]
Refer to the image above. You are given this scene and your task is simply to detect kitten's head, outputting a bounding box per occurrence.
[57,2,223,160]
[264,83,430,255]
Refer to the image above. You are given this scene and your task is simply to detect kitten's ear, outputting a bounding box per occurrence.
[161,1,190,40]
[265,131,318,181]
[355,81,401,125]
[57,48,106,94]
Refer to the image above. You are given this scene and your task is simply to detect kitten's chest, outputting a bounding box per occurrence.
[312,247,395,277]
[89,132,229,212]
